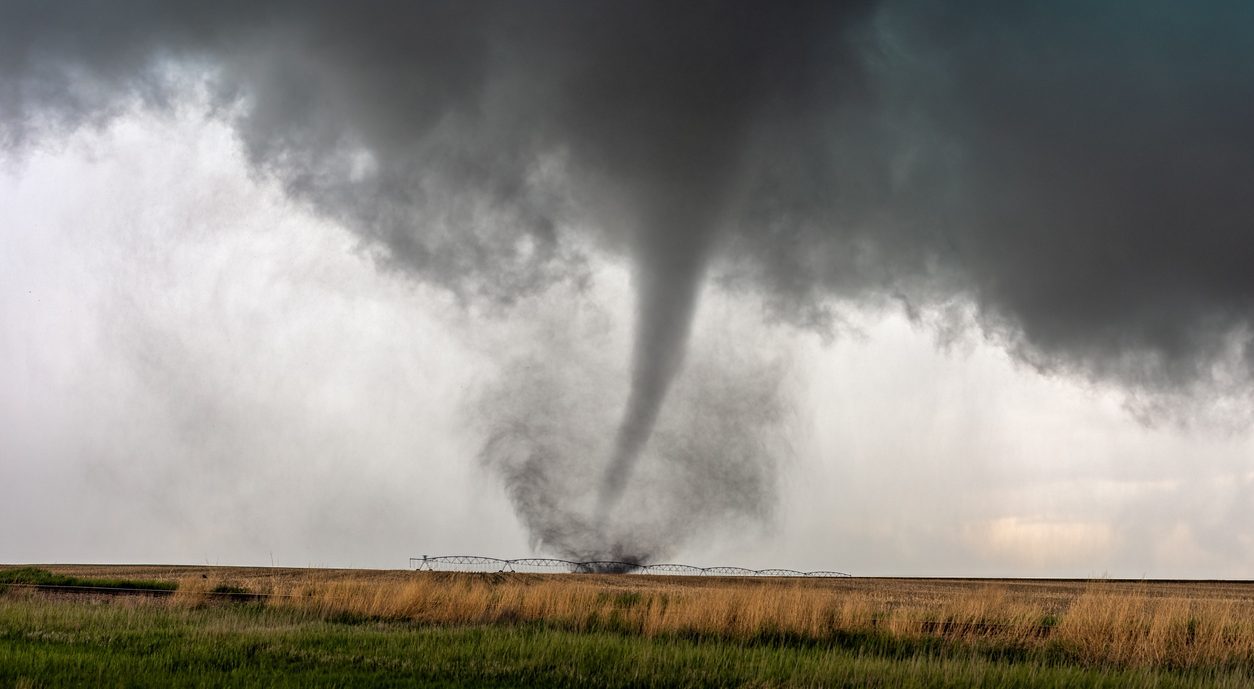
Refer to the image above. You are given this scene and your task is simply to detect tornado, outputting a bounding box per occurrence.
[598,197,723,515]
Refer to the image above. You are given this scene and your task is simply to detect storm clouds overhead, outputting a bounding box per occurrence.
[3,1,1254,565]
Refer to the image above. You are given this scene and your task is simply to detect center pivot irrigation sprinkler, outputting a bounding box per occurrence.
[410,555,850,577]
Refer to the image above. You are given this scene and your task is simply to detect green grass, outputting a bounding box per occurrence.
[2,596,1252,688]
[0,567,176,593]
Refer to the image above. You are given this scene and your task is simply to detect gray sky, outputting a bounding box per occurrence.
[3,2,1254,576]
[3,105,1251,576]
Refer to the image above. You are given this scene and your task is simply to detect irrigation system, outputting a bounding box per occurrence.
[410,555,850,578]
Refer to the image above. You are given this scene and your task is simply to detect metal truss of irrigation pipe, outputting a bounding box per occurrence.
[411,555,851,578]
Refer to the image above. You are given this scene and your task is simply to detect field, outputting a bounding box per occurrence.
[3,565,1254,687]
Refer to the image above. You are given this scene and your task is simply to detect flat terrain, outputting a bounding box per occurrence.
[39,563,1254,618]
[3,565,1254,687]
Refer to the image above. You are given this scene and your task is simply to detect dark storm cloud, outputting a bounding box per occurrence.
[724,2,1254,401]
[0,1,868,298]
[5,1,1254,557]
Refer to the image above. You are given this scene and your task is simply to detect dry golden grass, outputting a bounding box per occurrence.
[35,565,1254,671]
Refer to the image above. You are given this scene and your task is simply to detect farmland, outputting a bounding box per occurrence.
[3,565,1253,687]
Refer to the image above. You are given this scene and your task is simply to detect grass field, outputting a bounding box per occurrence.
[3,565,1253,687]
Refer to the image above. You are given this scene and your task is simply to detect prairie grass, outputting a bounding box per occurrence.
[164,572,1254,671]
[0,566,175,592]
[3,595,1251,689]
[17,565,1254,672]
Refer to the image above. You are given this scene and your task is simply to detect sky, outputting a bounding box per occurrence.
[2,2,1253,577]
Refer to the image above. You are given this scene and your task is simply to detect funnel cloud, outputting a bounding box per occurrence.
[4,1,1254,560]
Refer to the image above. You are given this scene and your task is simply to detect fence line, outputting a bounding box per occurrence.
[410,555,850,578]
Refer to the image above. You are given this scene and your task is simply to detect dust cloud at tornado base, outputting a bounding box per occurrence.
[473,278,795,562]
